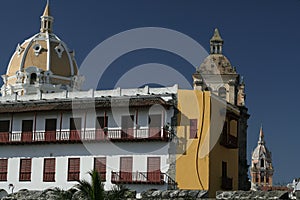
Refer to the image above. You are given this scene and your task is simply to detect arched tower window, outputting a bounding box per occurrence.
[218,87,226,99]
[30,73,37,85]
[260,159,264,168]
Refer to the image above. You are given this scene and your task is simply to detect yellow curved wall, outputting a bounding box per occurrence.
[176,89,239,197]
[176,90,211,190]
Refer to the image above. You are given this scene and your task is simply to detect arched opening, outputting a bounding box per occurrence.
[260,159,264,168]
[30,73,37,85]
[218,87,226,99]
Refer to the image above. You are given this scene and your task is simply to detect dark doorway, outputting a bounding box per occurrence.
[45,119,57,142]
[21,120,33,142]
[121,115,134,139]
[149,114,161,138]
[95,116,108,140]
[0,120,9,142]
[70,118,81,141]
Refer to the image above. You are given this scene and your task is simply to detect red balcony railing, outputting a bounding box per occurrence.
[0,128,170,144]
[111,171,164,184]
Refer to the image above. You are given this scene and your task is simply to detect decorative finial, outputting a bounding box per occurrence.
[211,28,223,42]
[43,0,50,16]
[40,0,54,33]
[258,125,265,145]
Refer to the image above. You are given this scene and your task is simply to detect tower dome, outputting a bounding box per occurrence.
[250,126,274,190]
[1,2,83,96]
[193,28,244,106]
[197,28,235,75]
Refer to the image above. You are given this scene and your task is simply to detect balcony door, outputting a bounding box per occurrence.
[147,157,161,183]
[0,120,9,142]
[121,115,134,139]
[149,114,161,138]
[45,119,57,142]
[120,157,132,182]
[21,120,33,142]
[95,116,108,140]
[70,118,81,141]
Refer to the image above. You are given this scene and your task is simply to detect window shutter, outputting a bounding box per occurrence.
[43,158,55,182]
[20,159,31,181]
[94,157,106,181]
[0,159,8,181]
[68,158,80,181]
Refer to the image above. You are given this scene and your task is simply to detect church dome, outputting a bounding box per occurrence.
[252,144,272,161]
[197,54,235,74]
[251,127,272,162]
[6,33,78,85]
[197,28,236,75]
[3,2,79,92]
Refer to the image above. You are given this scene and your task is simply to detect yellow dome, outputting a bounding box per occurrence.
[5,2,78,86]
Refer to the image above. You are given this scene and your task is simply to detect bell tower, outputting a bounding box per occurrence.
[193,28,246,107]
[193,28,250,190]
[250,126,274,190]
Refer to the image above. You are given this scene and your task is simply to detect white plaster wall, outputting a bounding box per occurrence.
[0,142,170,193]
[0,87,176,194]
[0,85,177,103]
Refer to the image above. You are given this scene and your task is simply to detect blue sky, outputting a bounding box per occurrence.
[0,0,299,184]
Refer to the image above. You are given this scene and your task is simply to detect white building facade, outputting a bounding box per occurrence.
[0,2,177,194]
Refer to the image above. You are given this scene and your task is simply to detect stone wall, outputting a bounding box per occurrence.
[1,189,293,200]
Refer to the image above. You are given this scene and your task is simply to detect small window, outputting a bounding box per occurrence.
[189,119,198,139]
[260,159,264,168]
[30,73,37,85]
[229,119,238,137]
[43,158,55,182]
[218,87,226,99]
[19,159,31,181]
[0,159,8,181]
[222,121,228,136]
[94,157,106,181]
[54,43,64,58]
[222,161,227,178]
[68,158,80,181]
[33,43,42,56]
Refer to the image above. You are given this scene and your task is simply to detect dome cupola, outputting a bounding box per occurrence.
[1,1,83,96]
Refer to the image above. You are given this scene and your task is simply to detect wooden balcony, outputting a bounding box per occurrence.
[111,171,164,184]
[0,128,170,145]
